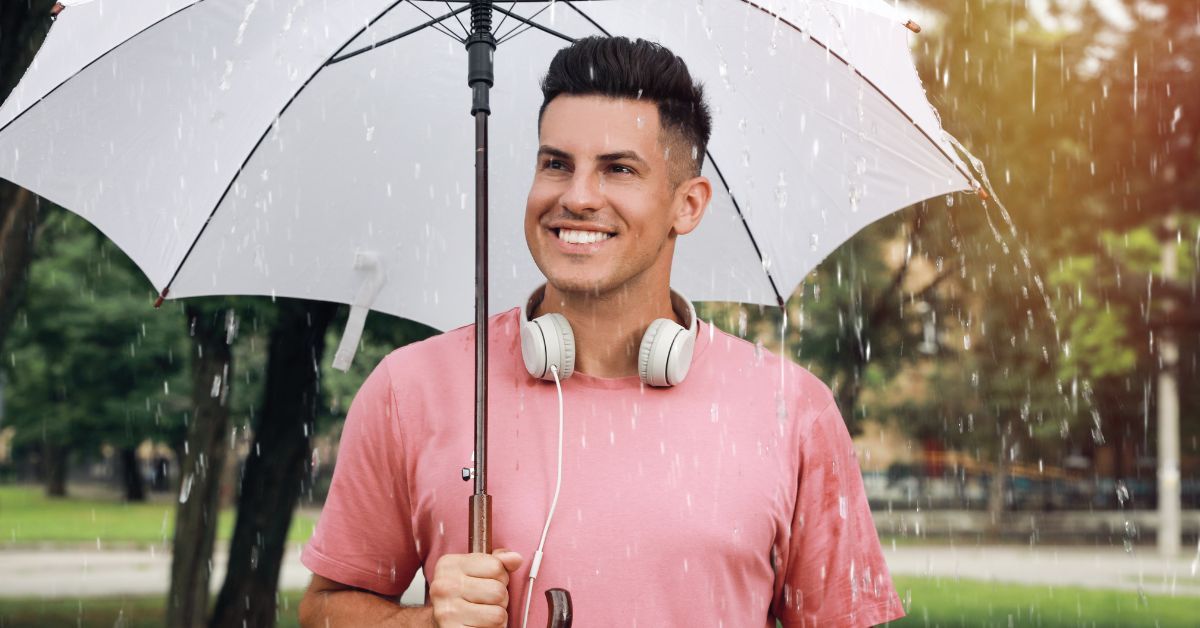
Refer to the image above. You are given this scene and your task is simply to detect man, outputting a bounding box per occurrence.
[298,37,903,627]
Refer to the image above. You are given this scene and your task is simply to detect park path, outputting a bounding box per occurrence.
[0,543,1197,599]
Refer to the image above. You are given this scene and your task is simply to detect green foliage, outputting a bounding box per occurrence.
[2,208,190,458]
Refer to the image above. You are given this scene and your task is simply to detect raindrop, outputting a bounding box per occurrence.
[179,474,193,504]
[809,233,819,252]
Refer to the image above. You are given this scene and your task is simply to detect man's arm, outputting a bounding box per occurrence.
[299,549,524,628]
[298,573,432,628]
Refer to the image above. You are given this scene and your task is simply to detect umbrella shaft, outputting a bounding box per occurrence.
[473,110,489,498]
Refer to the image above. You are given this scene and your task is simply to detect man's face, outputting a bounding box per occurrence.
[525,95,701,296]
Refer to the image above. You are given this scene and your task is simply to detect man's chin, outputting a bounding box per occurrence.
[541,273,619,297]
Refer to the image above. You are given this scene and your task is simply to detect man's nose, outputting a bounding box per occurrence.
[560,170,604,213]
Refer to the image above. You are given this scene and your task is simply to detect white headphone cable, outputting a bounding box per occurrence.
[520,364,566,628]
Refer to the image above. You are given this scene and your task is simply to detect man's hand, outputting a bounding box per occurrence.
[429,549,524,628]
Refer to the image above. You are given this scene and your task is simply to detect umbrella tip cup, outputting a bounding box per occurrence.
[153,288,169,308]
[50,3,64,18]
[905,20,921,34]
[975,187,990,201]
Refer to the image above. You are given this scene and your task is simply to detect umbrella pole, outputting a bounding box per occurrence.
[466,0,495,557]
[466,4,572,626]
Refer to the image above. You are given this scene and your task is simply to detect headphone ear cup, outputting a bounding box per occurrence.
[639,318,696,387]
[521,319,550,379]
[521,313,575,380]
[545,313,575,379]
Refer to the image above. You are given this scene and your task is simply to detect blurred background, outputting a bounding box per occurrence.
[0,0,1196,626]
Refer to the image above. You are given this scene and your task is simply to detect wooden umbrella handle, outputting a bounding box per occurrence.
[545,588,572,628]
[468,494,491,553]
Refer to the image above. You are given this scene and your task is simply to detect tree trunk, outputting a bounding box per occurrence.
[42,442,66,497]
[119,446,146,502]
[0,183,40,353]
[0,0,54,354]
[210,299,337,628]
[167,305,235,628]
[987,441,1008,538]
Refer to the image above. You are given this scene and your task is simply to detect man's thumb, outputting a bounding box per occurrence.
[493,548,524,573]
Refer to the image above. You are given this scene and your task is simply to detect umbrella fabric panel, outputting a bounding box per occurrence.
[0,0,194,130]
[169,10,484,326]
[169,3,780,330]
[0,0,399,289]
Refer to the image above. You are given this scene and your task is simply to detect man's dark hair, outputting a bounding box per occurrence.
[538,36,713,187]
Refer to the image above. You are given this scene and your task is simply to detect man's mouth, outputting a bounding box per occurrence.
[554,228,614,245]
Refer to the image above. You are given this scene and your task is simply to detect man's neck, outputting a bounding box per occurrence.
[538,281,680,379]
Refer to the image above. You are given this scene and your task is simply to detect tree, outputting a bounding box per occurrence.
[167,301,238,628]
[3,208,188,497]
[210,298,338,628]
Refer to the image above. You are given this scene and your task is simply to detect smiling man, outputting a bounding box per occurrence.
[298,37,904,628]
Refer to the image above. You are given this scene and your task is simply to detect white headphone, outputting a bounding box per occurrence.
[520,285,699,387]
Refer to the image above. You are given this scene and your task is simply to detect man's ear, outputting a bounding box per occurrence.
[672,175,712,236]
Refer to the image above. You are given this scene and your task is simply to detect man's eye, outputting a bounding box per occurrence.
[543,159,567,170]
[610,164,634,174]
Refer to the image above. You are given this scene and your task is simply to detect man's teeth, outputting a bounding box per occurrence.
[557,229,613,244]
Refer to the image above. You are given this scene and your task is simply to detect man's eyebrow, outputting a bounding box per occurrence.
[536,146,649,168]
[596,150,649,166]
[537,146,572,160]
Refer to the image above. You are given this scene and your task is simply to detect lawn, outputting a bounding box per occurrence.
[891,576,1200,627]
[0,591,305,628]
[0,484,316,546]
[0,580,1196,627]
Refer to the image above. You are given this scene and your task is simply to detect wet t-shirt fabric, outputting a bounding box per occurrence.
[301,308,905,627]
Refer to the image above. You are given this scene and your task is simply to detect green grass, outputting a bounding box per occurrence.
[1,580,1196,627]
[890,576,1200,627]
[0,485,316,546]
[0,591,305,628]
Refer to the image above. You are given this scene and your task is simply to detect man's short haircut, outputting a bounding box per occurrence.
[538,36,713,187]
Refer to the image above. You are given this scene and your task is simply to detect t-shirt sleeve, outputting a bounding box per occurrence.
[772,398,906,627]
[300,356,421,597]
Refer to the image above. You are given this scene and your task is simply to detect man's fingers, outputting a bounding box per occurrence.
[458,600,509,628]
[460,575,509,607]
[460,553,509,579]
[493,548,525,573]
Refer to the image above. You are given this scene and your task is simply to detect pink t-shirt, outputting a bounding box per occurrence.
[302,309,904,627]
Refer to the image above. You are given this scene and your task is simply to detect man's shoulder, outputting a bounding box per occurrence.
[699,322,834,401]
[377,308,521,377]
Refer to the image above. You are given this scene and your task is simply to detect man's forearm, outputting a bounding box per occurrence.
[298,588,435,627]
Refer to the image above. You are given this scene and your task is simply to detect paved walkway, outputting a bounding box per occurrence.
[0,544,1196,599]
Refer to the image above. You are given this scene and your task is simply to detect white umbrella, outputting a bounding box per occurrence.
[1,0,975,339]
[0,3,977,620]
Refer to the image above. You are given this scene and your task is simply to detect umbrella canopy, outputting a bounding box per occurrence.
[0,0,975,335]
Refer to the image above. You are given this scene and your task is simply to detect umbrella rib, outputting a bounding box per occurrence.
[494,3,567,44]
[408,1,466,43]
[491,2,518,37]
[328,3,473,65]
[0,1,203,138]
[706,153,787,308]
[159,0,413,300]
[563,1,609,36]
[560,1,787,307]
[443,1,471,39]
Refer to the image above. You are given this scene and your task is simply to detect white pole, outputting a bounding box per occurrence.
[1157,213,1181,558]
